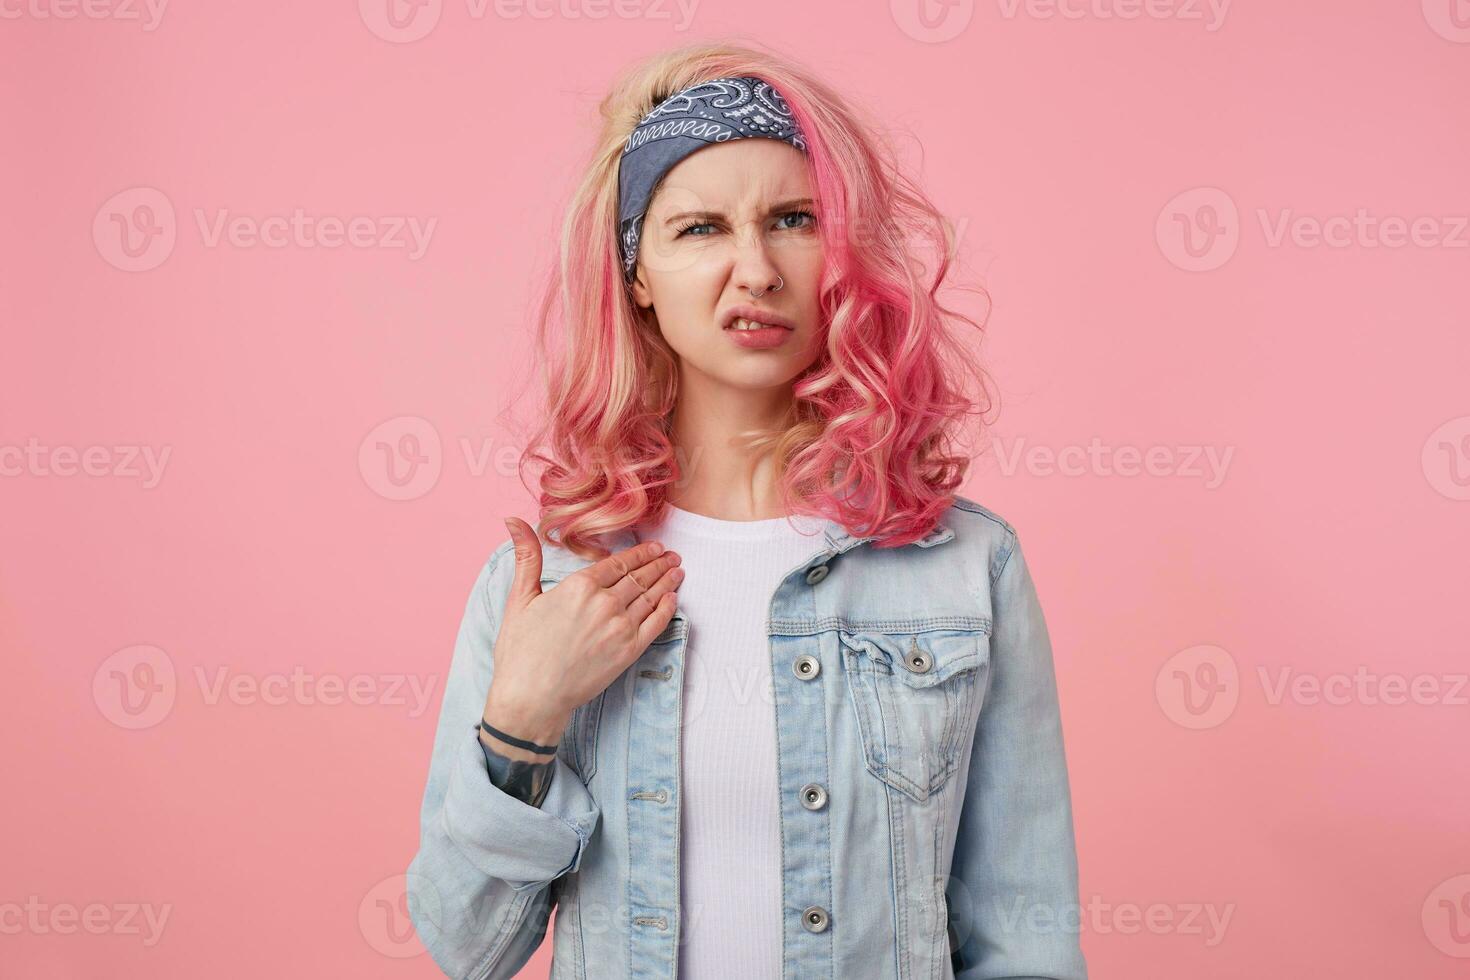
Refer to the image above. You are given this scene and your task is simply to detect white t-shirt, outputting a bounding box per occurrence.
[633,503,828,979]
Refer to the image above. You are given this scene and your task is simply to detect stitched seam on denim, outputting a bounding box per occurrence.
[890,780,911,980]
[772,616,992,636]
[874,669,928,802]
[773,634,793,979]
[578,692,604,783]
[480,541,514,628]
[990,526,1018,590]
[878,779,902,980]
[937,670,977,791]
[845,647,915,800]
[949,495,1017,537]
[819,654,837,980]
[625,738,634,980]
[671,633,684,961]
[930,774,954,980]
[469,887,533,980]
[648,619,689,645]
[568,873,587,980]
[937,680,958,796]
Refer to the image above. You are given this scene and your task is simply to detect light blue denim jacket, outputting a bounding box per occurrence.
[407,494,1087,979]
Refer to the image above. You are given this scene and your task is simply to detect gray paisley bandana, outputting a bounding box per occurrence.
[617,75,809,283]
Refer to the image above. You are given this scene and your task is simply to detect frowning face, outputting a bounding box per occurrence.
[630,138,825,392]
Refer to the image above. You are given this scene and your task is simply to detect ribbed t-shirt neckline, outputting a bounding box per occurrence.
[638,503,827,541]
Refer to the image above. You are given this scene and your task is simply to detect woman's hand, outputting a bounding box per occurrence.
[480,516,683,762]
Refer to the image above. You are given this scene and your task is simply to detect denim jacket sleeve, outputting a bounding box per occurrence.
[948,529,1088,979]
[407,543,602,980]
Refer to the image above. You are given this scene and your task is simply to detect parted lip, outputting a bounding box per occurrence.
[721,304,795,331]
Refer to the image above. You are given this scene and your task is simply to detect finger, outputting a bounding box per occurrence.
[584,540,667,589]
[626,562,684,623]
[608,550,680,608]
[503,517,544,605]
[634,591,679,650]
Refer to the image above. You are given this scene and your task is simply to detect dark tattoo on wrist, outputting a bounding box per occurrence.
[479,732,556,808]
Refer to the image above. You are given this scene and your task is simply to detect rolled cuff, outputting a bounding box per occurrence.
[441,729,600,892]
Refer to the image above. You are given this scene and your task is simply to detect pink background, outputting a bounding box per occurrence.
[4,1,1469,976]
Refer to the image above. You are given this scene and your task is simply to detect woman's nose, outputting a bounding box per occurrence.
[730,233,781,294]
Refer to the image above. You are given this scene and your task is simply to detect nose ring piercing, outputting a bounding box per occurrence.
[746,274,782,296]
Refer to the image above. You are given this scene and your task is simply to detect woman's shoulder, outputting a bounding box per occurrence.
[947,493,1018,546]
[944,493,1025,586]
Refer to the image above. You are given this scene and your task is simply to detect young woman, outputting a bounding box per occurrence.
[408,42,1087,980]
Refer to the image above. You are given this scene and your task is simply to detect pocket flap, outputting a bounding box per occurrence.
[839,628,988,688]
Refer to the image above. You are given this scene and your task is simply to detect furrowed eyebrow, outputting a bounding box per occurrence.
[661,198,816,227]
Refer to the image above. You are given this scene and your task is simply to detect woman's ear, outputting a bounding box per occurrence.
[630,272,653,310]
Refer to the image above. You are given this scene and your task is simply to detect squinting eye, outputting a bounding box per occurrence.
[675,211,817,238]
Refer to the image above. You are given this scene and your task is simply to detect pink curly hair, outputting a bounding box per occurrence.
[504,39,995,561]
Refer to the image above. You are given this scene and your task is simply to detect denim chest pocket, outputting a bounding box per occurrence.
[840,627,990,803]
[557,691,604,784]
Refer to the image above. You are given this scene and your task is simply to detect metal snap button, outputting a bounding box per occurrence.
[900,637,933,674]
[804,564,829,585]
[800,783,828,811]
[792,655,821,680]
[800,905,830,933]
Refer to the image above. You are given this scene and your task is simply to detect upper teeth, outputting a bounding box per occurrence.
[731,318,774,330]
